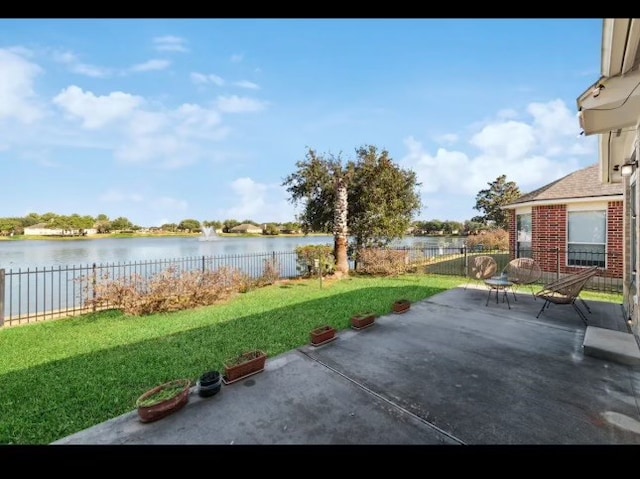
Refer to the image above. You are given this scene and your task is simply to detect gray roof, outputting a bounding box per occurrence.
[505,164,623,207]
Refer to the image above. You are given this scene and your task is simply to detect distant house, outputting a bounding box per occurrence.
[503,164,623,281]
[24,223,98,236]
[229,223,263,234]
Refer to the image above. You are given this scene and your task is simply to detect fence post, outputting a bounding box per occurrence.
[0,269,4,327]
[556,248,560,280]
[463,245,468,277]
[202,255,205,273]
[92,263,97,313]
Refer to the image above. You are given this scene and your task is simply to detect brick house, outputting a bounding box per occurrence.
[503,164,623,286]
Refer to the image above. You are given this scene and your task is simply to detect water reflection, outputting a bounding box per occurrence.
[0,235,465,270]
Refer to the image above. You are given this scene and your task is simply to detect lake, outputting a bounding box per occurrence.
[0,234,467,271]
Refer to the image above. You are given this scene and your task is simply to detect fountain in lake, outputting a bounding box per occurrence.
[199,226,219,241]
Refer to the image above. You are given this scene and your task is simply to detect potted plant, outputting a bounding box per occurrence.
[223,349,267,384]
[393,299,411,314]
[136,378,192,423]
[351,311,376,330]
[309,325,337,346]
[197,370,222,398]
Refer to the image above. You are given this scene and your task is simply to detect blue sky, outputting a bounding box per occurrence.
[0,18,602,227]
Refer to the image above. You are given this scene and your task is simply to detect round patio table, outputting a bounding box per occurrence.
[484,276,513,309]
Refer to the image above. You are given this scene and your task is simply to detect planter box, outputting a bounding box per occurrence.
[136,378,192,423]
[393,300,411,314]
[223,350,267,384]
[310,325,337,346]
[351,312,376,330]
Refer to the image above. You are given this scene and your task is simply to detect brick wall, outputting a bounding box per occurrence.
[509,201,623,279]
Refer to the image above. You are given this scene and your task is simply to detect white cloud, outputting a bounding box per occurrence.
[230,53,243,63]
[216,95,267,113]
[470,121,536,159]
[401,99,594,210]
[234,80,260,90]
[223,178,295,223]
[190,72,224,86]
[153,36,188,53]
[0,48,43,124]
[130,59,171,72]
[436,133,458,145]
[53,85,144,129]
[52,50,110,78]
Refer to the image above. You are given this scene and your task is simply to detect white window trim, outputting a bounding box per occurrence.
[566,209,608,269]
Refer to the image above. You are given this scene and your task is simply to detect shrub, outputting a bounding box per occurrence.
[464,229,508,251]
[255,257,281,287]
[294,244,335,277]
[83,265,253,316]
[356,248,409,276]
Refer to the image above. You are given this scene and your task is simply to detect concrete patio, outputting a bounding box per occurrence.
[53,285,640,445]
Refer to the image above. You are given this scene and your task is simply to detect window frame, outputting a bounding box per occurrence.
[566,209,607,268]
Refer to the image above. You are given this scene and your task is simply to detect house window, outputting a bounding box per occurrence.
[567,210,606,267]
[516,213,532,258]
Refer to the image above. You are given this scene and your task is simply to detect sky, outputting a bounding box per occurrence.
[0,18,603,227]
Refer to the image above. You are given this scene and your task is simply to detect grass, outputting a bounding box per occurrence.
[0,272,623,445]
[0,273,463,445]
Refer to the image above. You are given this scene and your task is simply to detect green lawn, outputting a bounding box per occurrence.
[0,273,465,445]
[0,272,622,445]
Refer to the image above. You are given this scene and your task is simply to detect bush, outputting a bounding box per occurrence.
[464,229,508,251]
[295,244,335,277]
[255,258,281,287]
[84,265,253,316]
[356,248,409,276]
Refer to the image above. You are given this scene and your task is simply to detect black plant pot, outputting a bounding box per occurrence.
[197,370,222,398]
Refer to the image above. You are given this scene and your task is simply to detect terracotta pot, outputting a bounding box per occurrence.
[393,300,411,314]
[223,350,267,384]
[351,312,376,330]
[310,325,337,346]
[136,378,191,423]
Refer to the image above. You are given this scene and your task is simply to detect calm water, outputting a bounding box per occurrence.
[0,234,466,270]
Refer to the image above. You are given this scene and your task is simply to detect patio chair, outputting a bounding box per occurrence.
[503,258,542,300]
[534,266,599,325]
[464,255,498,289]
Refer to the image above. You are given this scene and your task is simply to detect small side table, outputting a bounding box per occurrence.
[484,277,513,309]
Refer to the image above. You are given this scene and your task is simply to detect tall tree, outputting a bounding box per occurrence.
[282,148,352,274]
[473,174,521,229]
[348,145,421,250]
[282,145,421,274]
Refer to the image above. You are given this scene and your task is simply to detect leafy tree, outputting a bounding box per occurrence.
[161,223,178,232]
[222,219,240,233]
[178,219,201,232]
[96,213,109,222]
[263,223,280,235]
[282,148,352,274]
[473,175,521,229]
[282,144,421,274]
[23,212,41,227]
[111,217,133,231]
[348,145,421,250]
[203,220,223,230]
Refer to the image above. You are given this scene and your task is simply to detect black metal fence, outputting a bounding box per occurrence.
[0,245,623,328]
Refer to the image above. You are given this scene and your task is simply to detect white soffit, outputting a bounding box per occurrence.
[579,67,640,135]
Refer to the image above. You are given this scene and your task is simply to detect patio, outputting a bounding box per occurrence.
[54,285,640,445]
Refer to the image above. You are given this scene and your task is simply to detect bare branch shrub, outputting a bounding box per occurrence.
[356,248,409,276]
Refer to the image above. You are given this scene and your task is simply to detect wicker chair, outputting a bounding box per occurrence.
[534,267,599,325]
[465,255,498,289]
[503,258,542,300]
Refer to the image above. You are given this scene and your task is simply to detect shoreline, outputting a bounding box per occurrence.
[0,232,334,242]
